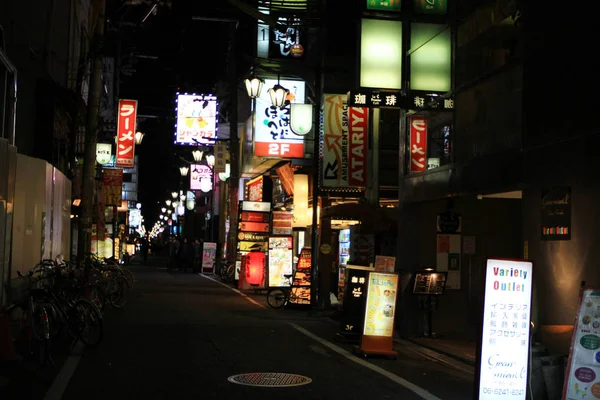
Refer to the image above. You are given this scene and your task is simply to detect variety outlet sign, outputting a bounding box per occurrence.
[478,259,533,400]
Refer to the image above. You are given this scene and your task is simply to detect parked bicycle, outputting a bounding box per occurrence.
[266,275,298,309]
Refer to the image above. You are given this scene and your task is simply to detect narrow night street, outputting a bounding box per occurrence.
[43,257,474,400]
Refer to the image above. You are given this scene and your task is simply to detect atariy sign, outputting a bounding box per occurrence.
[476,258,533,400]
[116,99,137,168]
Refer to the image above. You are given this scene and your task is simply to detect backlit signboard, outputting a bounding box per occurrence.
[253,79,306,158]
[116,99,137,168]
[175,93,217,146]
[477,259,533,400]
[363,272,399,337]
[190,164,212,192]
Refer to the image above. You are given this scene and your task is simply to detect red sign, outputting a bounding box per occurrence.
[103,168,123,206]
[254,142,304,158]
[116,99,138,168]
[239,221,270,233]
[409,116,427,172]
[246,176,264,202]
[240,212,270,223]
[349,107,368,186]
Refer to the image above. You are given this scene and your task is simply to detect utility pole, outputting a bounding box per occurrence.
[227,21,240,266]
[77,0,106,275]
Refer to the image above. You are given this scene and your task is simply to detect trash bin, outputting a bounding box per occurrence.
[530,343,548,400]
[541,355,565,400]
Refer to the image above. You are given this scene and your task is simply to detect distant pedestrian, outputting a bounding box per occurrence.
[168,236,180,272]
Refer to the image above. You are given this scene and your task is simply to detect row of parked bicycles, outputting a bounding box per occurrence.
[4,253,134,368]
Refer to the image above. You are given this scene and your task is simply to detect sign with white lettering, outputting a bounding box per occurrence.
[347,90,402,108]
[96,143,112,165]
[409,116,428,173]
[321,94,369,188]
[116,99,137,168]
[477,258,533,400]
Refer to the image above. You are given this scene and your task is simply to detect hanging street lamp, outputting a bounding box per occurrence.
[244,75,264,99]
[268,84,290,108]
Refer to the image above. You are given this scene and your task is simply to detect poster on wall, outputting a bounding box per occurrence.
[541,186,571,241]
[268,237,293,287]
[477,258,533,400]
[322,94,369,188]
[201,242,217,273]
[253,79,306,158]
[436,234,461,289]
[564,289,600,400]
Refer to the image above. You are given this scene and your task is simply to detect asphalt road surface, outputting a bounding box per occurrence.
[45,258,473,400]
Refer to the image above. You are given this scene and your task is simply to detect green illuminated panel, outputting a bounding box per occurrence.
[366,0,402,12]
[360,19,403,89]
[410,23,452,92]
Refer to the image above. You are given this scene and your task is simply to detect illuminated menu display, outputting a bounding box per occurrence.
[478,259,533,400]
[564,289,600,399]
[363,272,399,337]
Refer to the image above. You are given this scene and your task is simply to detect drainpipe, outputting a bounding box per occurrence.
[0,43,17,147]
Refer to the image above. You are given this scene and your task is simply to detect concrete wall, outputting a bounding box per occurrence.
[397,195,522,339]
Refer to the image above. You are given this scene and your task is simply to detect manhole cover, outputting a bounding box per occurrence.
[228,373,312,387]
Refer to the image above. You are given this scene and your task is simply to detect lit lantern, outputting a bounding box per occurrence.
[245,252,265,285]
[268,84,289,108]
[290,43,304,58]
[290,104,313,135]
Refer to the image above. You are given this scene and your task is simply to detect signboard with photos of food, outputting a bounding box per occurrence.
[289,248,312,305]
[363,272,399,337]
[564,289,600,400]
[477,259,533,400]
[268,237,293,287]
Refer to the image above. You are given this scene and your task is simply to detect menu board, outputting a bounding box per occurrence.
[201,242,217,273]
[478,259,533,400]
[564,289,600,400]
[271,211,293,236]
[340,265,373,336]
[363,272,399,337]
[268,237,293,287]
[289,248,312,305]
[413,272,447,295]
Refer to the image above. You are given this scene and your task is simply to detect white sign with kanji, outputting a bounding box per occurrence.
[116,99,137,168]
[253,79,306,159]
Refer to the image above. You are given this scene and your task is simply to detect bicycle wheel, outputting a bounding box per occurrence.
[266,288,287,309]
[33,303,51,366]
[71,299,103,346]
[119,267,135,288]
[108,276,129,308]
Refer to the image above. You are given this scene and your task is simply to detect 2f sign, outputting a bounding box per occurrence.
[269,143,291,156]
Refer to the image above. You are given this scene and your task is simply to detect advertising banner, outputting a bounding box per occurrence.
[116,99,137,168]
[289,248,312,305]
[363,272,399,337]
[563,289,600,400]
[175,94,217,146]
[322,94,369,188]
[477,259,533,400]
[190,165,212,192]
[246,176,264,202]
[268,237,293,287]
[201,242,217,273]
[103,168,123,206]
[409,115,428,173]
[253,79,306,158]
[271,211,293,236]
[269,16,305,59]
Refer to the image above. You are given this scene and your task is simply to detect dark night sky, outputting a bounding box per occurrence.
[110,0,250,227]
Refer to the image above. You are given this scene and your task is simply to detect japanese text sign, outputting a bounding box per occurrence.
[347,90,401,108]
[190,165,212,192]
[103,168,123,206]
[363,272,399,337]
[175,94,217,146]
[116,99,137,168]
[478,259,533,400]
[253,79,305,158]
[322,94,369,188]
[409,115,428,172]
[410,91,454,110]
